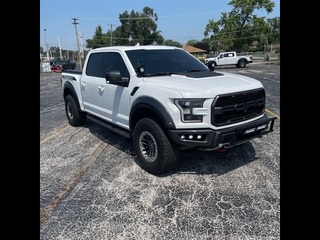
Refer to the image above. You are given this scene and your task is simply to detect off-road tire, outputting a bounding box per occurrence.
[208,61,216,71]
[237,60,246,68]
[133,118,178,175]
[65,95,86,126]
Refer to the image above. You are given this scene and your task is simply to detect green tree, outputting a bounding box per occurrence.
[194,42,210,52]
[86,25,108,49]
[267,16,280,45]
[86,7,164,47]
[186,39,199,46]
[204,0,276,52]
[163,39,182,47]
[48,46,65,59]
[115,7,163,45]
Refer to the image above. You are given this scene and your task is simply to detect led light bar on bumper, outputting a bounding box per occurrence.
[174,99,205,122]
[167,114,277,150]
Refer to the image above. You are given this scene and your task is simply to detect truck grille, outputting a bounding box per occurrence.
[211,88,265,126]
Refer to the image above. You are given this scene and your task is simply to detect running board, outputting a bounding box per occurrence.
[87,114,131,139]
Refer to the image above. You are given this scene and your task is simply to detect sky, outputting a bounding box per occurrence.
[40,0,280,51]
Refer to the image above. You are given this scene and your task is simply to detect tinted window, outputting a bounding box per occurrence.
[102,52,129,78]
[86,52,105,77]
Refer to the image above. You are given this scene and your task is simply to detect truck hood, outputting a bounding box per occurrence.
[142,71,263,98]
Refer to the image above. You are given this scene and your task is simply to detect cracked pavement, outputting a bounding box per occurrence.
[40,62,280,239]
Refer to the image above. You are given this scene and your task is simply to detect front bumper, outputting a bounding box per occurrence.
[168,114,277,151]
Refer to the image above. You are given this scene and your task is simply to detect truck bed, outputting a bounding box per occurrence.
[63,70,82,75]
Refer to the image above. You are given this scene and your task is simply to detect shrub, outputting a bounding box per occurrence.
[197,56,205,63]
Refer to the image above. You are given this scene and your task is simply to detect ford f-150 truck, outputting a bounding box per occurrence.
[204,51,253,70]
[61,45,276,175]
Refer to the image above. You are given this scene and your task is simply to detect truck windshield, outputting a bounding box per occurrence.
[125,49,208,76]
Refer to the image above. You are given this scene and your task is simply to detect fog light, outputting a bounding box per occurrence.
[189,135,193,139]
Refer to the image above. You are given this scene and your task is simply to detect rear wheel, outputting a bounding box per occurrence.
[65,95,86,126]
[237,60,246,68]
[133,118,178,175]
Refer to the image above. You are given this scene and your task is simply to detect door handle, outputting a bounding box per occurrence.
[81,82,86,87]
[98,86,104,91]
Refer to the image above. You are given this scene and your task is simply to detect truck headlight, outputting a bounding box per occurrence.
[174,99,205,122]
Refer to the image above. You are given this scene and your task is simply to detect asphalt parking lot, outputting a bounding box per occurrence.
[40,61,280,239]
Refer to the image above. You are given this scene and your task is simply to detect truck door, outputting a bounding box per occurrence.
[97,52,131,128]
[216,53,224,65]
[81,52,105,114]
[217,53,234,65]
[226,52,237,64]
[220,52,236,65]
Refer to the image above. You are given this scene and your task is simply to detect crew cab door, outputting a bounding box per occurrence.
[81,51,131,128]
[226,52,237,64]
[217,52,237,65]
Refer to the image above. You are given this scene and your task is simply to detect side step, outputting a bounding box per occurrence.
[87,114,131,139]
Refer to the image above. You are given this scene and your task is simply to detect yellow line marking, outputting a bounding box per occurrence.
[265,108,280,119]
[40,141,108,225]
[40,125,70,145]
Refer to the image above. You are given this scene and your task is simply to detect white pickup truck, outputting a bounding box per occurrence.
[61,45,276,175]
[204,51,253,70]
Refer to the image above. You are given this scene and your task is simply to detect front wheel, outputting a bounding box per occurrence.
[65,95,86,126]
[133,118,178,175]
[207,61,216,71]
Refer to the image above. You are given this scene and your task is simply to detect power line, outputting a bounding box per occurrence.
[41,5,279,50]
[79,4,277,21]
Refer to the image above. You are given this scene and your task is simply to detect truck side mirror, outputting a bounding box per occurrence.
[105,71,122,82]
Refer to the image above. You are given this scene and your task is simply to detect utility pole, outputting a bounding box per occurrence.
[79,32,84,58]
[44,29,50,62]
[107,23,115,46]
[72,18,82,69]
[57,37,63,60]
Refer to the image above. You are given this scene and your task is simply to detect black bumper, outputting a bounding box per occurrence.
[168,114,277,150]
